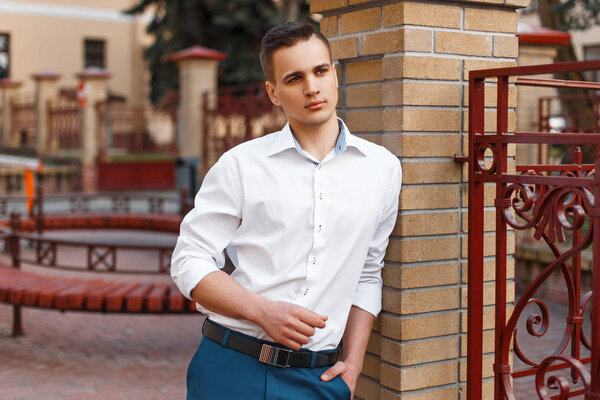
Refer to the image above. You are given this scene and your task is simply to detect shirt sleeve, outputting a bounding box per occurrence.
[352,157,401,317]
[171,152,243,300]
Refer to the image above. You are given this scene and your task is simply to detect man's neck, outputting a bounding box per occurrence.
[289,117,340,162]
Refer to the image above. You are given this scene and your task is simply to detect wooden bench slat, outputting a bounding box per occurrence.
[0,274,43,302]
[125,282,155,312]
[84,281,126,311]
[38,280,88,308]
[105,282,142,312]
[54,281,105,310]
[146,284,170,312]
[6,277,56,305]
[21,277,68,306]
[168,287,185,311]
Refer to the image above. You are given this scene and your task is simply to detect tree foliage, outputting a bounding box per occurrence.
[551,0,600,31]
[125,0,313,104]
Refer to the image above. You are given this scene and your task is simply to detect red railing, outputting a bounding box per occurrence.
[10,94,36,147]
[96,102,177,156]
[539,93,600,134]
[202,82,285,173]
[467,60,600,399]
[48,97,81,150]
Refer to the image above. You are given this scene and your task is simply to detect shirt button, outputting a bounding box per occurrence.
[318,165,322,170]
[312,257,317,265]
[319,193,323,200]
[318,224,322,232]
[304,288,309,295]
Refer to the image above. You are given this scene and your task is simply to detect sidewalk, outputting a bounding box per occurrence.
[0,304,204,400]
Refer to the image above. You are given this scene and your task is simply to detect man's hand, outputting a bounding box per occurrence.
[255,300,327,350]
[320,360,358,398]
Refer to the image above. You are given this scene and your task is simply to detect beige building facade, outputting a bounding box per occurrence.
[0,0,151,104]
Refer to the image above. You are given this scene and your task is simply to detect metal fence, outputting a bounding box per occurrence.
[467,60,600,399]
[202,83,286,173]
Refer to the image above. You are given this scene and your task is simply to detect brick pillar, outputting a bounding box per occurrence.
[312,0,527,398]
[32,71,61,155]
[0,78,23,147]
[77,67,110,193]
[171,46,226,167]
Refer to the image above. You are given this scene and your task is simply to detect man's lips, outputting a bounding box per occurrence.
[305,100,326,110]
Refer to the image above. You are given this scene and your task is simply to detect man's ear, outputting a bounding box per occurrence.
[265,80,280,106]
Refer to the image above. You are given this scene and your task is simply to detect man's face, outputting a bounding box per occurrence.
[265,35,338,131]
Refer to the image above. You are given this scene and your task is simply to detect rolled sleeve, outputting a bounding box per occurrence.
[352,158,401,317]
[171,152,242,300]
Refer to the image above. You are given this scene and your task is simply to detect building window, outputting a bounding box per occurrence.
[584,45,600,83]
[0,33,9,79]
[84,39,105,69]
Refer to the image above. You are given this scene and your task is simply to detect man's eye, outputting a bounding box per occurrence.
[317,68,328,75]
[288,76,300,83]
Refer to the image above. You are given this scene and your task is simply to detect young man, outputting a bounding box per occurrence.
[171,22,401,399]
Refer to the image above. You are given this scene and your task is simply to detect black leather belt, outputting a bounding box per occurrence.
[203,320,339,369]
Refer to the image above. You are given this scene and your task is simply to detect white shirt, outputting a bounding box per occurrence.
[171,119,402,351]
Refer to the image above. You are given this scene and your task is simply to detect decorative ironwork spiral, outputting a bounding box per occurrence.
[501,185,592,244]
[535,356,590,399]
[513,299,550,366]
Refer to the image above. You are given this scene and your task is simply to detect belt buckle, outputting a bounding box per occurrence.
[258,344,291,368]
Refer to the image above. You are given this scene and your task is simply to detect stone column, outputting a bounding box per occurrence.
[77,67,110,192]
[312,0,527,398]
[171,46,226,184]
[0,78,23,147]
[32,71,61,155]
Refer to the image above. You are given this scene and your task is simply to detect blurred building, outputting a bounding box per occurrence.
[519,0,600,82]
[0,0,151,104]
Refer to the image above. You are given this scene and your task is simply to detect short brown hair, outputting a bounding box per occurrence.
[259,22,332,82]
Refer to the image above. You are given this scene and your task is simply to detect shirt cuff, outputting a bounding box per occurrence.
[352,282,383,317]
[171,258,220,301]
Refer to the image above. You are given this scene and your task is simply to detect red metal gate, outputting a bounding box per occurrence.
[467,60,600,399]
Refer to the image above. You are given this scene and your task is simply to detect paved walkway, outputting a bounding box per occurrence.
[0,304,204,400]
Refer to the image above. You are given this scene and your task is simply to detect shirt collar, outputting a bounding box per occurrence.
[268,118,367,157]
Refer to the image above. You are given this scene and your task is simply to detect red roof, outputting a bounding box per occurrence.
[170,45,227,62]
[517,22,571,45]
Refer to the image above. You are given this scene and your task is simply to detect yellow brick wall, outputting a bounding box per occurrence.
[312,0,526,398]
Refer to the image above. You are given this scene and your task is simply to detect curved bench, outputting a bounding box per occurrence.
[0,264,194,313]
[0,213,182,233]
[0,212,198,337]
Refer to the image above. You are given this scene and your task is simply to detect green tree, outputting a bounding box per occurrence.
[125,0,313,104]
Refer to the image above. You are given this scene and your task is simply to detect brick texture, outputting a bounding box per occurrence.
[362,30,404,55]
[464,8,518,33]
[340,8,380,34]
[435,31,491,56]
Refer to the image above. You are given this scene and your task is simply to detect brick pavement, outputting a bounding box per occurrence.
[0,304,204,400]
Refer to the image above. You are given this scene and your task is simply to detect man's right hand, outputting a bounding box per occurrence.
[254,300,327,350]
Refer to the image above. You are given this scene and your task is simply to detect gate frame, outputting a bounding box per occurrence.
[467,60,600,399]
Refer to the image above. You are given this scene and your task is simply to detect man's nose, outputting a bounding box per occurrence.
[304,76,320,96]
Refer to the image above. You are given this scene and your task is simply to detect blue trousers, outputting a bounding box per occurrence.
[187,325,351,399]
